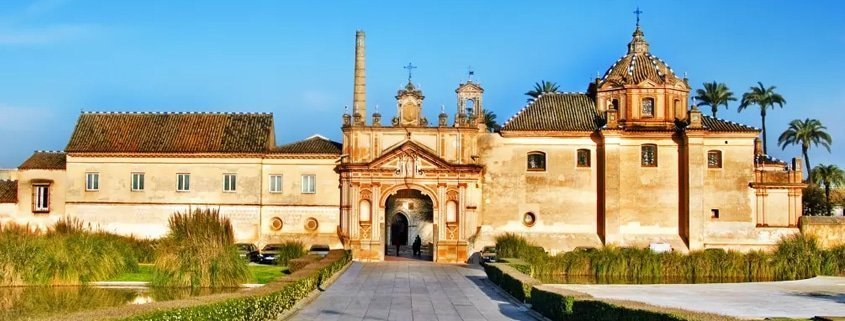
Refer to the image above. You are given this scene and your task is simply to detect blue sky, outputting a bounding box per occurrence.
[0,0,843,168]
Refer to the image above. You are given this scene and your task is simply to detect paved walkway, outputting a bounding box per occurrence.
[290,260,537,321]
[550,276,845,319]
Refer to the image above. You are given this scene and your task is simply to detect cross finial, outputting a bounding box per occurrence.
[633,7,643,27]
[404,62,417,82]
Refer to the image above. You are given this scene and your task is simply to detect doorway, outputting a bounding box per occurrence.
[384,189,434,260]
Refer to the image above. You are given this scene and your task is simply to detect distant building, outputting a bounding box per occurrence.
[0,24,806,263]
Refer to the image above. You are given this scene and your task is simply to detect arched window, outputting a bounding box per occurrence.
[577,149,591,167]
[707,150,722,168]
[642,97,655,117]
[641,144,657,167]
[527,151,546,171]
[446,200,458,224]
[359,199,371,222]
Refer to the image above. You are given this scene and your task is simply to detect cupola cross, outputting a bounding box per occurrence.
[633,7,643,26]
[404,62,417,82]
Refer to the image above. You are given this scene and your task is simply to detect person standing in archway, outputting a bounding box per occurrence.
[412,235,422,257]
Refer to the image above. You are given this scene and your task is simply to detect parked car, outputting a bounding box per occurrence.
[259,244,284,264]
[308,244,330,257]
[481,246,497,263]
[236,243,261,263]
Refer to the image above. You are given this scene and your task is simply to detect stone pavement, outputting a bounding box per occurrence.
[550,276,845,319]
[289,260,537,321]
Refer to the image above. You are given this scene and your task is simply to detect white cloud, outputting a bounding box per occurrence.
[0,24,94,45]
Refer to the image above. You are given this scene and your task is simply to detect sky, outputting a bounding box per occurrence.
[0,0,843,168]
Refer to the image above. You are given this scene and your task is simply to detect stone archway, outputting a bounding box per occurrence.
[384,189,434,260]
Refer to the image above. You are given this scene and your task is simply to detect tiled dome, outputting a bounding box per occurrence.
[600,26,684,87]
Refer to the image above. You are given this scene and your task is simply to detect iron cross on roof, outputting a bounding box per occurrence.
[633,7,643,26]
[404,62,417,82]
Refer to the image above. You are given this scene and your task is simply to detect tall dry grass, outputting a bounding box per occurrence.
[150,209,249,288]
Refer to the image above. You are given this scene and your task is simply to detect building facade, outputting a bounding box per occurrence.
[0,25,805,263]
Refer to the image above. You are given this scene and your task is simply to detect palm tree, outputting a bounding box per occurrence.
[738,82,786,154]
[483,110,501,132]
[811,164,845,215]
[694,81,736,118]
[778,118,832,176]
[525,81,560,101]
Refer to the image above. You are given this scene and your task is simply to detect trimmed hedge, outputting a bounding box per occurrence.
[529,286,741,321]
[289,254,323,273]
[498,257,533,276]
[482,263,540,302]
[57,249,351,321]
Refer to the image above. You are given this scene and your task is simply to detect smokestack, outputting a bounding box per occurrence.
[353,30,366,124]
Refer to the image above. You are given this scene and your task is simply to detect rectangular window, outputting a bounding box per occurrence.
[85,172,99,191]
[224,173,237,192]
[711,209,720,219]
[177,173,190,192]
[269,175,283,193]
[577,149,591,167]
[707,151,723,168]
[301,174,316,194]
[131,173,145,191]
[641,144,657,167]
[527,152,546,171]
[33,184,49,213]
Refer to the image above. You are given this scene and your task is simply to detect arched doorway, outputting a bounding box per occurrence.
[384,189,433,260]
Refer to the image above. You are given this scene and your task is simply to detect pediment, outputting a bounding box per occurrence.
[635,79,659,88]
[368,140,454,172]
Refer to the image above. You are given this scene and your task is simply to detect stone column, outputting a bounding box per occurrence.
[600,133,622,245]
[685,132,706,250]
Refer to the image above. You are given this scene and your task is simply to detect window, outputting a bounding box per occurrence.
[707,150,722,168]
[523,212,536,227]
[131,173,145,191]
[33,184,49,213]
[301,174,316,194]
[577,149,591,167]
[641,144,657,167]
[642,97,654,117]
[611,99,619,110]
[177,173,190,192]
[224,174,237,192]
[85,172,99,191]
[711,209,720,219]
[527,152,546,171]
[269,175,283,193]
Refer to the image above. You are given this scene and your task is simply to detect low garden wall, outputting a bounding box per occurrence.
[801,216,845,248]
[58,249,351,321]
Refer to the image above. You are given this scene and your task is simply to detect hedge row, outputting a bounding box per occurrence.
[58,250,351,321]
[484,261,739,321]
[482,263,540,302]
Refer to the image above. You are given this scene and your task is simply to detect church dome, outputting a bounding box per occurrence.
[599,26,685,87]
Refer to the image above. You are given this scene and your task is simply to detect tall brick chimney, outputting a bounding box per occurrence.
[352,30,366,125]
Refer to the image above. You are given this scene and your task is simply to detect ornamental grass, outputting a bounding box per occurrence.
[496,233,845,284]
[150,209,250,288]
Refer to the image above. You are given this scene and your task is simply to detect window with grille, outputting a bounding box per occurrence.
[577,149,591,167]
[707,150,722,168]
[641,144,657,167]
[642,98,654,117]
[527,152,546,171]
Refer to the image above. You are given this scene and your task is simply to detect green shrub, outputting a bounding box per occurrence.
[482,263,540,302]
[150,209,249,288]
[772,234,823,280]
[270,240,307,266]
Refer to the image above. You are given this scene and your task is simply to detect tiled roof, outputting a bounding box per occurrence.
[0,180,16,203]
[66,112,274,153]
[502,93,600,132]
[701,115,759,133]
[271,135,341,155]
[19,151,67,170]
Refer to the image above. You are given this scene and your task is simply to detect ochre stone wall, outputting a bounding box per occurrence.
[801,216,845,248]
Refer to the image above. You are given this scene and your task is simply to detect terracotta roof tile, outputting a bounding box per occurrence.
[502,93,600,132]
[271,135,341,155]
[19,151,67,170]
[701,115,759,133]
[65,112,274,153]
[0,180,16,203]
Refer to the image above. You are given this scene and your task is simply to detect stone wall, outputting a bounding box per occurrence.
[800,216,845,248]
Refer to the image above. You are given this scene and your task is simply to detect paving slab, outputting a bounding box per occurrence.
[549,276,845,319]
[289,260,537,321]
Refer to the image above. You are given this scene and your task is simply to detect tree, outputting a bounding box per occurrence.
[778,118,832,176]
[483,110,501,132]
[694,81,736,118]
[803,184,828,216]
[525,81,560,101]
[738,82,786,154]
[811,164,845,215]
